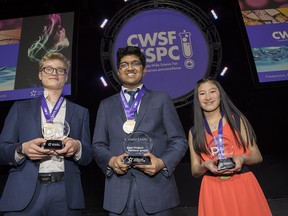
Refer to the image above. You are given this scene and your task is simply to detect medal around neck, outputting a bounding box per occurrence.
[42,120,70,150]
[123,131,153,165]
[209,135,235,171]
[123,120,136,134]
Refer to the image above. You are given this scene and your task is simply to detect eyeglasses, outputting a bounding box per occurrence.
[42,67,67,75]
[119,60,142,70]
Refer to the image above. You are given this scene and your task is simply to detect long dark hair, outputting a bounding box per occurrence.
[192,77,256,155]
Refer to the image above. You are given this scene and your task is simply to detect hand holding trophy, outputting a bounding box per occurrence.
[123,131,153,165]
[210,135,235,171]
[42,120,70,150]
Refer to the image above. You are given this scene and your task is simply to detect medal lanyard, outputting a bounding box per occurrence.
[41,94,64,123]
[120,87,146,120]
[204,116,224,159]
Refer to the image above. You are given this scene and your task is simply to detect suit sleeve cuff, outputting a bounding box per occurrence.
[106,166,114,177]
[161,167,169,177]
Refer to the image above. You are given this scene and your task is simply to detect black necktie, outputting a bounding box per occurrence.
[126,89,140,107]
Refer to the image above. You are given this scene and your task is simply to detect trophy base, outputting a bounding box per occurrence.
[43,140,64,150]
[123,156,151,165]
[217,158,235,171]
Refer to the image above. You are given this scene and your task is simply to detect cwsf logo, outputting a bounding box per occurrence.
[126,30,194,66]
[272,30,288,41]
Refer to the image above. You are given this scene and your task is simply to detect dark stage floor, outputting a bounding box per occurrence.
[81,197,288,216]
[0,198,287,216]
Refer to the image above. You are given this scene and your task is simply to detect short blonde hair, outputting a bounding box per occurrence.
[39,52,71,73]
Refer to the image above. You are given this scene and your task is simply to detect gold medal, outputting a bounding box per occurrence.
[123,120,136,134]
[218,175,232,180]
[42,123,57,139]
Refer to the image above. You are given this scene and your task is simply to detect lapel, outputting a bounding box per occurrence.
[31,97,42,136]
[134,90,151,130]
[115,93,127,122]
[65,99,74,123]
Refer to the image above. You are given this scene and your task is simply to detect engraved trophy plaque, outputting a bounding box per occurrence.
[123,131,153,165]
[210,135,235,171]
[42,121,70,150]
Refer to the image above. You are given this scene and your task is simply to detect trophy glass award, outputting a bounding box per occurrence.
[42,120,70,150]
[123,131,153,165]
[209,135,235,171]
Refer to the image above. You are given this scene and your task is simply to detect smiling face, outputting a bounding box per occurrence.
[197,81,221,113]
[117,54,146,90]
[39,59,68,91]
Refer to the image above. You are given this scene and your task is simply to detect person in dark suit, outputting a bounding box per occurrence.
[0,52,92,216]
[92,46,188,216]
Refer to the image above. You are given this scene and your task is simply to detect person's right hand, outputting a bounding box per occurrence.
[201,158,218,174]
[108,154,130,175]
[22,138,52,160]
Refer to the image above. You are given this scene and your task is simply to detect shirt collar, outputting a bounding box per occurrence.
[122,83,143,93]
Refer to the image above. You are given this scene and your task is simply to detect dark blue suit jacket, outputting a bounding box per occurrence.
[92,89,188,214]
[0,97,92,211]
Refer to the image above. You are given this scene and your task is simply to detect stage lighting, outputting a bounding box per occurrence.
[100,19,108,28]
[100,0,222,108]
[220,67,228,76]
[100,76,108,87]
[211,10,218,20]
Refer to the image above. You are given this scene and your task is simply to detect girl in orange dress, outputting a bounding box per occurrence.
[188,77,272,216]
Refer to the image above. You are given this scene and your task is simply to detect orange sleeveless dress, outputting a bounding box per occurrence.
[198,123,272,216]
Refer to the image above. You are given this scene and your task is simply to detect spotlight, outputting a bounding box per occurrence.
[100,76,108,87]
[211,10,218,20]
[100,19,108,28]
[220,67,228,76]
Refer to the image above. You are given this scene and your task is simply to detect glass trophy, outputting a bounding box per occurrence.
[123,131,153,165]
[209,135,235,171]
[42,120,70,150]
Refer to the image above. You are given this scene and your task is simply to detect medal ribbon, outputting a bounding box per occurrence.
[41,94,65,123]
[204,116,225,159]
[120,86,146,120]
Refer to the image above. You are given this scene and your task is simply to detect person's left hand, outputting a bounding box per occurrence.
[53,137,81,157]
[231,154,245,172]
[133,152,165,176]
